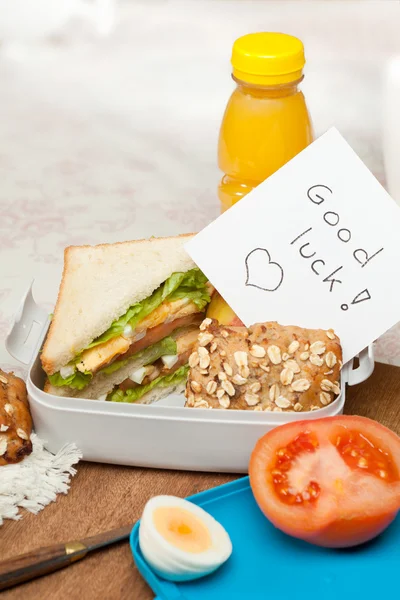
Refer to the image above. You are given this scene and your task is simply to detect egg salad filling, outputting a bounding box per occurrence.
[48,269,211,391]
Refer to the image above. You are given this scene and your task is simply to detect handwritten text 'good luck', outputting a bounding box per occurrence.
[290,185,384,311]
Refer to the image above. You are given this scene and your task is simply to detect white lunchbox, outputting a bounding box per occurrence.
[6,283,375,473]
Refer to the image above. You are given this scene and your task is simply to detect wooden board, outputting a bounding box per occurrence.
[1,362,399,600]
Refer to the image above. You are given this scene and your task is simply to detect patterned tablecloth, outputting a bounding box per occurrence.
[1,0,399,378]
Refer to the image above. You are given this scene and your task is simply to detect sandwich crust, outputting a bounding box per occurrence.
[41,233,196,376]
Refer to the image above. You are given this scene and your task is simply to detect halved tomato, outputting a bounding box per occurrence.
[249,416,400,548]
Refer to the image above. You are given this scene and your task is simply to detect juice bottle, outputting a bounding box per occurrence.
[218,32,314,212]
[208,32,314,325]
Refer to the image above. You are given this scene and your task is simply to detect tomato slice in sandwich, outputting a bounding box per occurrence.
[249,416,400,548]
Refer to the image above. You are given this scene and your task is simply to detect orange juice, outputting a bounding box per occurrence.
[218,32,314,212]
[209,33,314,325]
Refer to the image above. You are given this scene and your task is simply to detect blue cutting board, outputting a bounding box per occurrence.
[130,477,400,600]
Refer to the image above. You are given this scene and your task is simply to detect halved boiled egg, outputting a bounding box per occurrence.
[139,495,232,581]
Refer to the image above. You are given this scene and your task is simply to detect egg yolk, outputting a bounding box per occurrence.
[153,507,212,554]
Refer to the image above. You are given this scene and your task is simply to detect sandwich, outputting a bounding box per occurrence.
[185,319,342,412]
[41,234,213,404]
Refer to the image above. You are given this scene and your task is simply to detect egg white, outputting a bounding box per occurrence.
[139,495,232,582]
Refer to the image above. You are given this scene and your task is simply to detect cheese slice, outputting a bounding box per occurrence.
[137,298,192,331]
[76,336,130,373]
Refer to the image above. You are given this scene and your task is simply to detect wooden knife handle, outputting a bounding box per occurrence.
[0,541,87,591]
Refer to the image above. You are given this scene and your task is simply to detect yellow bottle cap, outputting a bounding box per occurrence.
[231,32,305,86]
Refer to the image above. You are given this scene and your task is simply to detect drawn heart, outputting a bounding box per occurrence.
[245,248,284,292]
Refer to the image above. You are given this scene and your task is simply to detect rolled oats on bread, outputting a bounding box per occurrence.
[185,319,343,413]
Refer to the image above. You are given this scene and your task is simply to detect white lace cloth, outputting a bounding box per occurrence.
[0,433,82,526]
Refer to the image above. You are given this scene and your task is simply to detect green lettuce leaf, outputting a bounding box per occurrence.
[48,337,177,390]
[86,268,209,350]
[167,269,210,311]
[100,359,129,375]
[107,364,189,403]
[48,369,92,390]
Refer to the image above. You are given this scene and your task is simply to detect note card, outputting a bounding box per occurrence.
[186,128,400,364]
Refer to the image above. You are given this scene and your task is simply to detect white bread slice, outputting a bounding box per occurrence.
[41,234,196,375]
[136,380,186,405]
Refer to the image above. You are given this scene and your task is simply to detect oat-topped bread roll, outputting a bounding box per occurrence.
[0,369,33,465]
[185,319,342,412]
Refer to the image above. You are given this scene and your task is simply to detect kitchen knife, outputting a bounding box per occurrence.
[0,523,132,591]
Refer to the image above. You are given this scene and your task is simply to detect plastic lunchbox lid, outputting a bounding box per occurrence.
[130,477,400,600]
